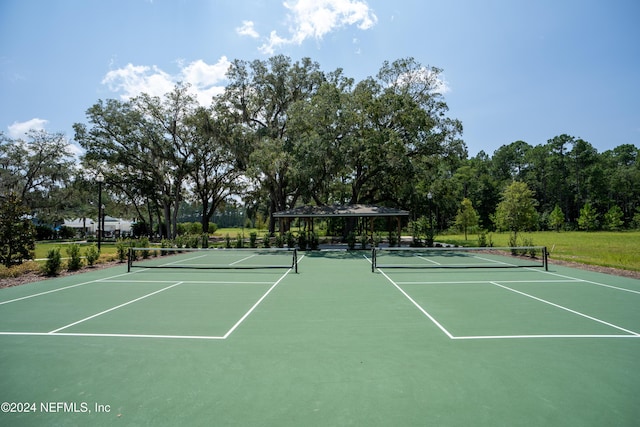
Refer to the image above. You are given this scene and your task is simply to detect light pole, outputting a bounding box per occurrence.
[96,172,104,251]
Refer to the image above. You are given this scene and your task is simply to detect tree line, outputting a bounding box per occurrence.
[2,56,639,247]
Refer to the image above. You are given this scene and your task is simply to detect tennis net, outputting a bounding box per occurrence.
[372,246,548,271]
[128,247,298,272]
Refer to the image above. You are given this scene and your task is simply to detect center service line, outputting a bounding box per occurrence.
[490,281,640,337]
[49,281,185,334]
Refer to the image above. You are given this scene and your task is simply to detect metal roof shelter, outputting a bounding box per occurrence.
[272,204,409,243]
[272,204,409,219]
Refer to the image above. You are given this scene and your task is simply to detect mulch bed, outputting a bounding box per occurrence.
[0,260,124,289]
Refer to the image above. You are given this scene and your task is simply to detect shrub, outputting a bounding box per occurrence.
[477,231,493,248]
[57,226,76,240]
[309,231,319,250]
[298,232,308,251]
[508,233,519,255]
[346,232,356,250]
[85,244,100,266]
[388,231,398,247]
[235,233,244,248]
[116,239,129,262]
[262,233,271,248]
[249,232,258,248]
[359,234,368,250]
[138,237,151,258]
[35,224,55,240]
[66,244,83,271]
[42,248,62,276]
[285,231,295,248]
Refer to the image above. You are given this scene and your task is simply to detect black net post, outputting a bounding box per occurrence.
[371,248,376,272]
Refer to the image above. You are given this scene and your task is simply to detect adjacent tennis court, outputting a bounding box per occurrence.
[1,247,639,426]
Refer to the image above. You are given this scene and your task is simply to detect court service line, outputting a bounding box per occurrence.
[162,254,208,266]
[452,334,640,340]
[490,281,640,336]
[222,268,293,339]
[395,279,582,285]
[473,255,518,267]
[378,269,454,339]
[0,269,145,306]
[533,268,640,295]
[0,331,225,340]
[48,281,185,334]
[417,256,441,265]
[100,279,275,285]
[230,254,257,266]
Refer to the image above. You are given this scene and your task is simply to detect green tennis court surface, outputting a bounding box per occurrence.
[1,250,639,426]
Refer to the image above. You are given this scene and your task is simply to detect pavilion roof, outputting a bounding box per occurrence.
[272,204,409,218]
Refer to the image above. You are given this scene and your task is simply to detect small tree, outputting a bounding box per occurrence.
[85,244,100,266]
[578,202,599,231]
[66,243,83,271]
[549,204,565,232]
[42,248,62,276]
[604,205,624,230]
[0,193,36,267]
[455,198,479,240]
[493,181,539,241]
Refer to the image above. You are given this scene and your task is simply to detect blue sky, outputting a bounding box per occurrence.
[1,0,638,157]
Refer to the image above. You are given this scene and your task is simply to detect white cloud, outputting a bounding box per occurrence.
[102,64,174,99]
[8,118,48,138]
[258,0,377,54]
[102,57,231,106]
[7,118,83,160]
[236,20,259,38]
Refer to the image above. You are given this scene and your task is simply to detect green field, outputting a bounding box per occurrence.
[438,231,640,272]
[33,242,119,260]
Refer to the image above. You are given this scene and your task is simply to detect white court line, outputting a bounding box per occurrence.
[379,267,640,340]
[0,269,142,306]
[452,334,640,340]
[472,255,518,267]
[48,281,184,334]
[417,256,441,265]
[222,268,293,339]
[100,279,275,285]
[162,254,208,266]
[533,268,640,295]
[378,269,454,339]
[0,331,225,340]
[395,279,582,285]
[0,267,294,340]
[230,254,257,266]
[490,281,640,337]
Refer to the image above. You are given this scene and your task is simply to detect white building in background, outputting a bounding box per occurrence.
[64,217,134,237]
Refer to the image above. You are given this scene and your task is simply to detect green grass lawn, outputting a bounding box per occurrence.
[437,230,640,272]
[34,241,119,259]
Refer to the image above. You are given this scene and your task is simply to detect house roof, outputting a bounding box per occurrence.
[272,204,409,218]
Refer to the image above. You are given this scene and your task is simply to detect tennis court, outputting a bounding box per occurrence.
[1,247,639,426]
